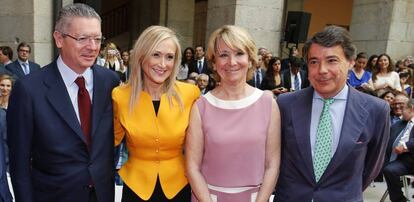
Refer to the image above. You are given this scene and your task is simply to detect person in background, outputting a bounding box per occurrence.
[186,25,280,202]
[177,47,194,81]
[399,72,412,97]
[275,25,389,202]
[261,57,288,96]
[383,98,414,202]
[7,3,119,201]
[196,73,209,95]
[0,74,13,184]
[102,42,126,82]
[372,53,402,95]
[366,54,378,72]
[0,46,13,66]
[281,56,309,92]
[112,25,200,202]
[121,50,130,81]
[6,42,40,79]
[347,52,374,92]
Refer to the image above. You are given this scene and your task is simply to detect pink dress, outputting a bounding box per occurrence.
[192,89,273,202]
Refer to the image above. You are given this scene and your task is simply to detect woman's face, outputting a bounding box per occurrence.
[142,38,176,87]
[272,60,281,73]
[355,58,367,69]
[378,55,389,70]
[383,92,394,105]
[371,57,378,67]
[214,38,249,84]
[121,51,129,63]
[0,79,12,97]
[185,49,193,61]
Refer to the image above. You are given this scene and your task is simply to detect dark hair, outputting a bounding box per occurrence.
[0,46,13,60]
[289,56,302,68]
[302,25,356,62]
[17,42,31,53]
[372,53,394,81]
[181,47,195,65]
[366,54,378,72]
[194,45,204,52]
[379,89,395,99]
[356,52,367,60]
[289,46,297,57]
[265,57,281,81]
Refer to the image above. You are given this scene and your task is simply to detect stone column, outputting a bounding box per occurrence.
[350,0,414,60]
[161,0,195,50]
[0,0,55,66]
[206,0,284,55]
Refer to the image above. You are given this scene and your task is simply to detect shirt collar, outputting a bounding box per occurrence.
[57,55,93,88]
[313,84,349,100]
[17,59,28,66]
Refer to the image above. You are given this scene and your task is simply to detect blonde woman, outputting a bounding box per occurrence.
[112,26,200,201]
[186,25,280,202]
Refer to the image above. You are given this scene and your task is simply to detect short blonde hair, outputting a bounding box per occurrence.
[128,26,182,110]
[206,25,258,81]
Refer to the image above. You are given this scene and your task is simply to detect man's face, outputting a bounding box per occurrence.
[18,46,30,61]
[307,44,354,99]
[0,50,7,64]
[195,46,204,60]
[392,95,408,116]
[197,75,209,90]
[402,103,414,121]
[53,17,102,74]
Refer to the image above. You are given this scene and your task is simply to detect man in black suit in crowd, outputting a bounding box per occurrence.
[282,56,309,92]
[188,45,211,76]
[6,42,40,79]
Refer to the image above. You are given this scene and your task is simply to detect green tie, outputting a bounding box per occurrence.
[313,98,334,182]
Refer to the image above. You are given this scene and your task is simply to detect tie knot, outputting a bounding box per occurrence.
[323,98,334,106]
[75,77,86,89]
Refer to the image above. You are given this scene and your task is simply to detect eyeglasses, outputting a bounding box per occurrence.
[61,33,105,45]
[19,49,30,53]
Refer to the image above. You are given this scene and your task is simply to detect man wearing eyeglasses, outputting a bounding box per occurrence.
[7,3,119,202]
[5,42,40,79]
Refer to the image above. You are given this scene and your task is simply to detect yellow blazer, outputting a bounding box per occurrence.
[112,81,200,200]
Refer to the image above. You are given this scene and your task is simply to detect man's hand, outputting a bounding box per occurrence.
[394,145,408,154]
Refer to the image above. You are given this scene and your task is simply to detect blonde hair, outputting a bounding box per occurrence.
[206,25,258,81]
[103,42,118,66]
[128,25,182,110]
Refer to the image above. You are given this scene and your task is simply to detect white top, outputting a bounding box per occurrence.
[57,55,93,123]
[203,88,263,109]
[374,71,402,91]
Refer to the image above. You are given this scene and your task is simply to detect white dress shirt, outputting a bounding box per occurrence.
[310,85,348,161]
[57,56,93,123]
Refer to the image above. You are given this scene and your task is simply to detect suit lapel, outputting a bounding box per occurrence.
[15,61,25,78]
[291,88,314,179]
[45,61,86,144]
[321,87,368,181]
[90,66,107,139]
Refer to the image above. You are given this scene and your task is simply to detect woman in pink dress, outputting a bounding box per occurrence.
[185,25,281,202]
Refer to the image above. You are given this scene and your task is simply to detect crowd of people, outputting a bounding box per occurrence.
[0,2,413,202]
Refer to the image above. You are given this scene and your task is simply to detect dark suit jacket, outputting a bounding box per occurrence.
[7,61,119,202]
[281,69,309,91]
[188,58,211,76]
[275,86,390,202]
[247,68,266,88]
[0,109,12,202]
[384,120,407,164]
[5,60,40,79]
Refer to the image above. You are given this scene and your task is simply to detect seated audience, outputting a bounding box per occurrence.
[384,98,414,202]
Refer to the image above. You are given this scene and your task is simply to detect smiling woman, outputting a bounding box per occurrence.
[112,25,200,202]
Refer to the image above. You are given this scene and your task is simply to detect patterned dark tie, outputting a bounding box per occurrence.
[75,77,92,149]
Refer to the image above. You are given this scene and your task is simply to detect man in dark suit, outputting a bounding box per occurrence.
[5,42,40,79]
[247,59,266,88]
[383,98,414,202]
[281,56,309,92]
[188,45,211,76]
[275,26,390,202]
[7,3,119,202]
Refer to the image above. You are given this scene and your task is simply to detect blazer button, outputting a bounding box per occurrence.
[155,149,159,153]
[155,138,159,142]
